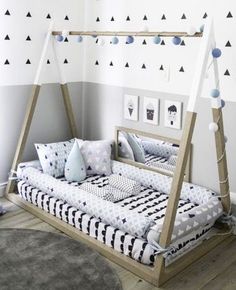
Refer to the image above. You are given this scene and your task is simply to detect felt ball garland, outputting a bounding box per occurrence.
[153,35,161,44]
[212,48,222,58]
[56,35,64,42]
[172,36,181,45]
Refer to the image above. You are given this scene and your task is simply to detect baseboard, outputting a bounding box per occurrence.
[230,192,236,205]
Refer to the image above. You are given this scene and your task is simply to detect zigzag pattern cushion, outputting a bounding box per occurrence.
[109,174,141,196]
[35,139,74,178]
[80,183,114,201]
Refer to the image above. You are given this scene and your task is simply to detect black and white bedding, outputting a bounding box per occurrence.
[144,153,175,172]
[16,160,223,266]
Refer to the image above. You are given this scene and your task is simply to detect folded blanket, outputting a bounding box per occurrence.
[109,174,141,196]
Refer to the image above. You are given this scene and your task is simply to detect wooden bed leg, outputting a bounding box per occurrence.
[212,108,231,213]
[5,85,41,194]
[153,111,197,284]
[60,83,78,138]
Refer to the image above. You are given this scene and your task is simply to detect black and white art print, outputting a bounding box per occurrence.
[143,97,159,125]
[124,94,139,121]
[164,100,182,129]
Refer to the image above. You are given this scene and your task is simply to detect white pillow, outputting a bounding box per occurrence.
[79,140,112,176]
[35,139,74,177]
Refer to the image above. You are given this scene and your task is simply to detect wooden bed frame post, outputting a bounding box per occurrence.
[154,19,219,285]
[5,23,53,195]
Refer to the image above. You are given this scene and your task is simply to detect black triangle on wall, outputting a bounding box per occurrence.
[203,12,208,19]
[126,16,130,21]
[5,10,10,16]
[225,41,231,47]
[161,14,166,20]
[95,60,99,65]
[26,35,31,41]
[125,62,129,68]
[142,64,146,69]
[224,69,230,76]
[64,59,68,64]
[26,12,32,17]
[64,15,69,20]
[179,66,185,72]
[181,13,187,19]
[143,15,148,20]
[227,11,233,18]
[159,65,164,70]
[110,61,113,66]
[4,35,10,40]
[4,59,10,65]
[142,39,147,45]
[96,17,100,22]
[111,16,114,21]
[180,40,185,46]
[46,13,51,19]
[161,40,165,45]
[64,37,69,42]
[26,59,31,64]
[47,59,50,64]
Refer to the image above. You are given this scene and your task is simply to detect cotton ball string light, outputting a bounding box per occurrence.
[126,35,134,44]
[187,26,196,36]
[212,48,222,58]
[97,38,105,46]
[56,35,64,42]
[153,35,161,44]
[210,89,220,98]
[221,99,226,108]
[77,35,83,43]
[111,36,119,44]
[209,122,219,132]
[200,24,205,33]
[172,36,181,45]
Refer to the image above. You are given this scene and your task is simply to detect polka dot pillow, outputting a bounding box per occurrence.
[35,139,74,178]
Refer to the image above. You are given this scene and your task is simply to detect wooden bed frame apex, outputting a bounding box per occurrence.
[5,19,231,287]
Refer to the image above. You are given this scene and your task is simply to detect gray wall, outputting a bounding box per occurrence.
[0,83,83,187]
[82,82,236,193]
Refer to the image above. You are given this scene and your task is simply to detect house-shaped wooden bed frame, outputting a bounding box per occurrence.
[5,19,232,287]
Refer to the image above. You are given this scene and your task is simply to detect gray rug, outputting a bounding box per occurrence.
[0,228,122,290]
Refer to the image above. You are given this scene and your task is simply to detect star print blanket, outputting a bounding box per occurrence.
[17,160,223,247]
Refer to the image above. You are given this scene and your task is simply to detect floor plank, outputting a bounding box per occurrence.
[0,197,236,290]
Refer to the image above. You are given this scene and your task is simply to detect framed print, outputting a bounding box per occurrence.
[143,97,159,125]
[164,100,182,129]
[124,94,139,121]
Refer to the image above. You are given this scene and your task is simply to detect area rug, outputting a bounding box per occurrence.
[0,228,122,290]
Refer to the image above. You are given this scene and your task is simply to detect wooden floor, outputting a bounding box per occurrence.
[1,197,236,290]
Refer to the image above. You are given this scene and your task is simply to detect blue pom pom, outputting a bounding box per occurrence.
[126,36,134,44]
[77,36,83,43]
[200,24,205,33]
[172,36,181,45]
[56,35,64,42]
[153,36,161,44]
[210,89,220,98]
[92,35,97,38]
[111,36,119,44]
[221,99,226,108]
[212,48,222,58]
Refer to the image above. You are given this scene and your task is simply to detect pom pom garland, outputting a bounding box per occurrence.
[209,122,219,132]
[212,48,222,58]
[97,38,105,46]
[187,26,196,36]
[210,89,220,98]
[126,35,134,44]
[200,24,205,33]
[172,36,181,45]
[56,35,64,42]
[153,35,161,44]
[77,36,83,43]
[111,36,119,44]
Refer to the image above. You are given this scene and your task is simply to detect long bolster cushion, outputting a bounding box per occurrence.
[18,167,154,239]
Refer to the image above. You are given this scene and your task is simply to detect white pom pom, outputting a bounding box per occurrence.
[143,25,149,32]
[187,26,196,36]
[97,38,105,46]
[209,122,219,132]
[62,30,69,38]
